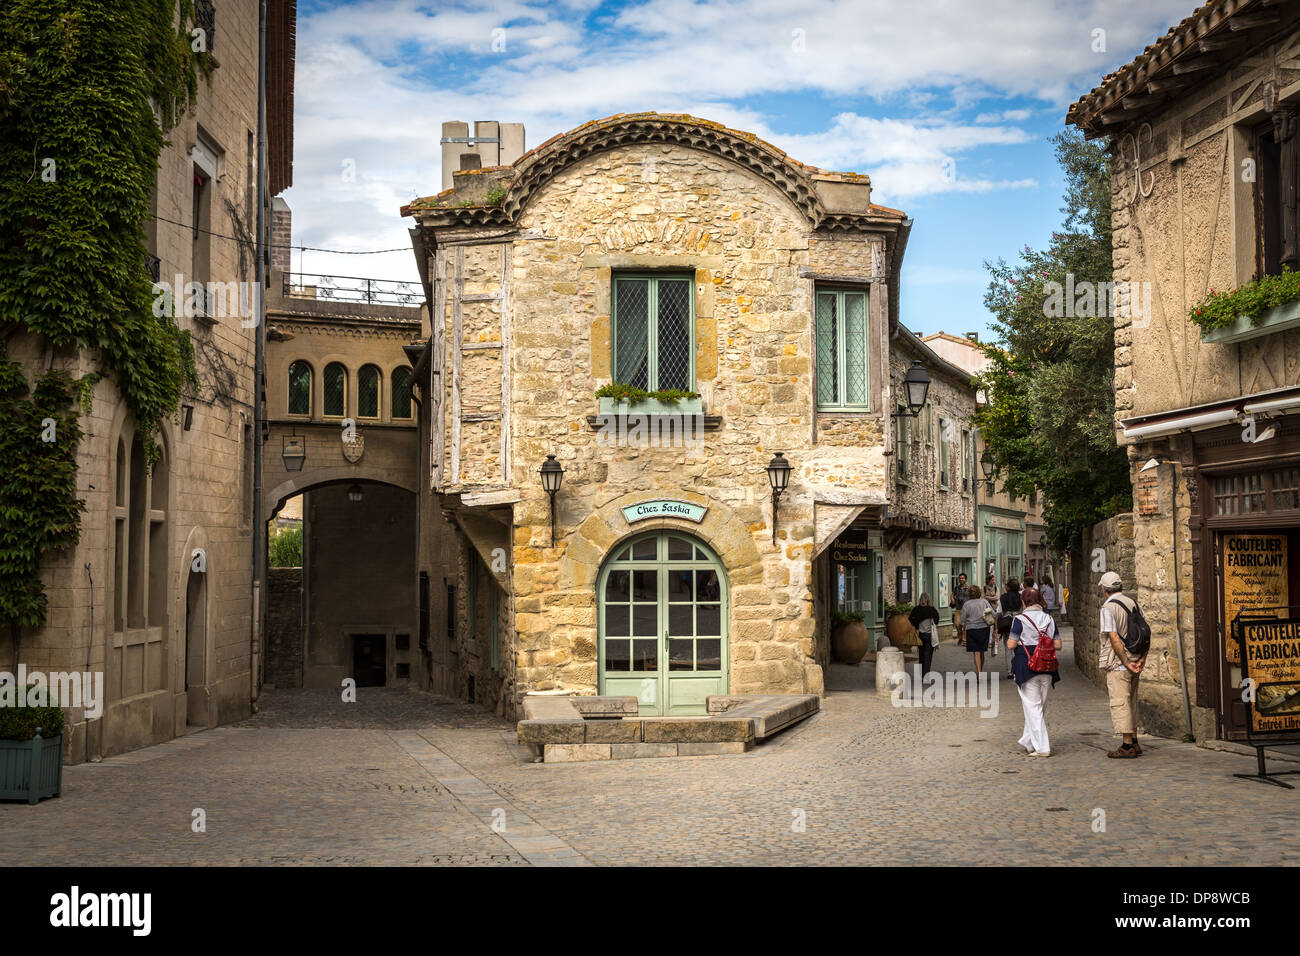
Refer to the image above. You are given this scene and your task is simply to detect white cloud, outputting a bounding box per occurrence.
[281,0,1192,280]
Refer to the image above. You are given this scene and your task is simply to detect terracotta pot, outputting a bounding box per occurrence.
[832,620,870,664]
[887,613,921,648]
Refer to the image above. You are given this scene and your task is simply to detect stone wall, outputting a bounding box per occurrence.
[266,567,303,688]
[1072,513,1134,691]
[0,0,265,762]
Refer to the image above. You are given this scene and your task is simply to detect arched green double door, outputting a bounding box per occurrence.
[597,531,728,715]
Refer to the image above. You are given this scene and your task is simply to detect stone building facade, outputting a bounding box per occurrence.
[1,0,296,761]
[404,114,915,718]
[1068,0,1300,741]
[876,328,977,640]
[922,331,1059,595]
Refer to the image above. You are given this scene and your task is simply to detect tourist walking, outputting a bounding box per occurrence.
[1041,576,1058,625]
[1007,587,1061,756]
[959,585,997,675]
[909,593,941,677]
[983,574,999,601]
[1098,571,1147,759]
[949,572,969,646]
[997,578,1023,680]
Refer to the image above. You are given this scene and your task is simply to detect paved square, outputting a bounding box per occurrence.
[3,628,1296,866]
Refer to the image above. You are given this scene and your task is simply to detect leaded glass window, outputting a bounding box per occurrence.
[324,362,347,417]
[612,274,692,392]
[288,361,311,416]
[815,287,869,409]
[358,364,380,419]
[391,366,413,420]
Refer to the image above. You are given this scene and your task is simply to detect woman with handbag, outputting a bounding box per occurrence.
[1007,588,1062,757]
[909,593,941,677]
[959,585,997,675]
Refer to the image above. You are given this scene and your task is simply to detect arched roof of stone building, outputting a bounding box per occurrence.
[402,112,904,233]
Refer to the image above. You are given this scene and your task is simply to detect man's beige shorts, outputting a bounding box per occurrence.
[1106,669,1140,735]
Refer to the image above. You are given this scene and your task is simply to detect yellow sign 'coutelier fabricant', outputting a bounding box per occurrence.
[1240,617,1300,736]
[1222,534,1289,663]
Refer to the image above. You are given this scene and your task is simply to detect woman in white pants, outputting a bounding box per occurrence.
[1006,588,1061,757]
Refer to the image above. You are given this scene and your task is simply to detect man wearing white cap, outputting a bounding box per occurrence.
[1098,571,1144,758]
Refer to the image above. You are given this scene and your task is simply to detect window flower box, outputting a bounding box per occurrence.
[1201,299,1300,345]
[0,731,64,804]
[598,396,703,416]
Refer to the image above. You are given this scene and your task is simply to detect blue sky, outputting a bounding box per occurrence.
[282,0,1195,341]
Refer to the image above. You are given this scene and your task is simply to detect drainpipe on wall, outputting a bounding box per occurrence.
[251,0,268,712]
[1168,459,1193,739]
[84,563,96,763]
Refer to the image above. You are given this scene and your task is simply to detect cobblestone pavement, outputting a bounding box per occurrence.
[4,627,1298,866]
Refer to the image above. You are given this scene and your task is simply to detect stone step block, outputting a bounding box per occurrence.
[611,742,678,759]
[543,743,611,762]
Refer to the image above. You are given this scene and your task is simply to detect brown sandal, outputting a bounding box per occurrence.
[1107,744,1140,758]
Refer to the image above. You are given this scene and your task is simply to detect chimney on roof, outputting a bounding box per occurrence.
[271,197,291,294]
[965,332,979,343]
[440,120,526,191]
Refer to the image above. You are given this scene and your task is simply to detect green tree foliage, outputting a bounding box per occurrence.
[268,526,302,569]
[974,131,1131,553]
[0,0,205,639]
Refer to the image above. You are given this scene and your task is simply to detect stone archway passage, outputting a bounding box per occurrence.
[597,530,728,716]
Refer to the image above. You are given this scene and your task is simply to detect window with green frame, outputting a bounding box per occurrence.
[895,405,910,481]
[961,429,971,492]
[612,273,693,392]
[815,287,869,410]
[939,418,950,489]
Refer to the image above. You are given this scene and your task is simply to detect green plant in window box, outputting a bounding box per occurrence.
[596,382,700,405]
[1188,267,1300,335]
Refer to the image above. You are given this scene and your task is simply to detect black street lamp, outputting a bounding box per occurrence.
[902,360,931,416]
[767,452,792,544]
[540,454,564,545]
[980,449,995,479]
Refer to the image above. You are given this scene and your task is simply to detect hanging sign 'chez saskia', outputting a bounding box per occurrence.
[621,500,708,524]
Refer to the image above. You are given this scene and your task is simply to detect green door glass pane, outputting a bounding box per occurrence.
[358,364,380,418]
[614,278,650,390]
[844,291,868,405]
[324,363,346,417]
[656,279,691,391]
[391,366,412,419]
[815,293,838,406]
[288,361,311,415]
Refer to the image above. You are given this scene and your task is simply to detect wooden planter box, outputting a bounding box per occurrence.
[0,733,63,804]
[1201,299,1300,344]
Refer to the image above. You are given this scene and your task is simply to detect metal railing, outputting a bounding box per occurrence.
[285,272,423,307]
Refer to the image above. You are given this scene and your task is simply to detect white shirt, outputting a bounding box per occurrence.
[1041,584,1055,610]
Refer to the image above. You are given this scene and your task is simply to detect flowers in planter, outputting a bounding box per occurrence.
[1189,267,1300,334]
[595,382,700,405]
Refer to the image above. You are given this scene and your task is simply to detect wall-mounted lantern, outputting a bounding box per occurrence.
[281,435,306,472]
[767,452,792,544]
[980,449,995,479]
[540,454,564,545]
[902,360,931,416]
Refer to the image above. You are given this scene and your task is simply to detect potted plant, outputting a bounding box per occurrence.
[831,609,870,664]
[0,686,65,804]
[883,601,920,650]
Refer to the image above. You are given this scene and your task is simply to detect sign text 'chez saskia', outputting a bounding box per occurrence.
[622,500,708,524]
